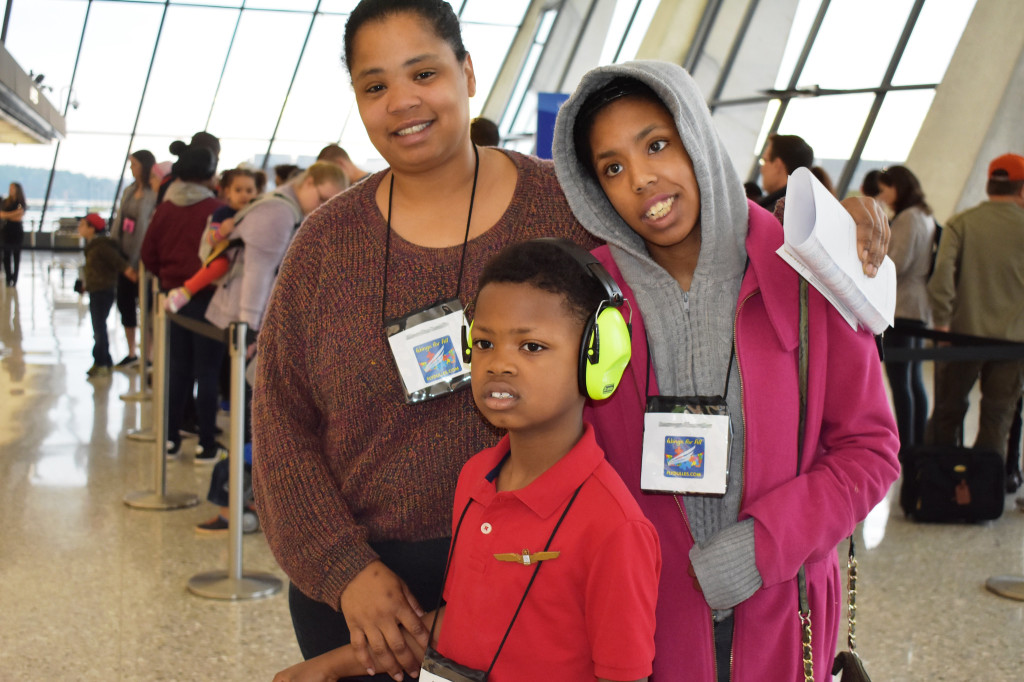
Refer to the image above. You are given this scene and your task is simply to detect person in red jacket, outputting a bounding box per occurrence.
[141,140,225,463]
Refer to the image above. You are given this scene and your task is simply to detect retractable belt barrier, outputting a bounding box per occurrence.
[180,317,282,600]
[123,293,200,510]
[882,326,1024,363]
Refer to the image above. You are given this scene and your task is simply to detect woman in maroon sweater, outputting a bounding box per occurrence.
[252,1,594,678]
[141,141,224,459]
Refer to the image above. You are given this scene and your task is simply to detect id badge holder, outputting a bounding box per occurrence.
[385,298,471,404]
[640,395,732,495]
[420,647,488,682]
[123,217,136,234]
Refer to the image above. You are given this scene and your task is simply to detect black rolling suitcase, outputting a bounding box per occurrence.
[900,444,1005,522]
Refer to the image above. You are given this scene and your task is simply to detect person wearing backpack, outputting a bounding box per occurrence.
[194,161,347,532]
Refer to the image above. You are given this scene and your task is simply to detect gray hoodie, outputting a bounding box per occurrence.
[553,61,761,615]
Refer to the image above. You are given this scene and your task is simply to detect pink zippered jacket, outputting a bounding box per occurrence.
[585,203,899,681]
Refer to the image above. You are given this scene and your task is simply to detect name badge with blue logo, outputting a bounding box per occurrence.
[641,396,731,495]
[385,298,471,404]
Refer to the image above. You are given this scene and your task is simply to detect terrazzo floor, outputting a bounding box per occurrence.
[1,251,1023,681]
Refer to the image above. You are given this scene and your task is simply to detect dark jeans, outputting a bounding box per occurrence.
[288,537,450,677]
[2,222,24,284]
[883,319,928,456]
[167,288,224,451]
[89,289,116,367]
[206,456,252,507]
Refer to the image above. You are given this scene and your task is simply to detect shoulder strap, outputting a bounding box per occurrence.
[796,278,814,682]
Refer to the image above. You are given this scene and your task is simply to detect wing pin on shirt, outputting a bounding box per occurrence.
[494,549,560,566]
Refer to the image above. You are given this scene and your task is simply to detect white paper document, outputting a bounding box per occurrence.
[776,167,896,334]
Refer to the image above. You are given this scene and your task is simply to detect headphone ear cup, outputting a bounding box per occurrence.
[462,322,473,365]
[582,307,632,400]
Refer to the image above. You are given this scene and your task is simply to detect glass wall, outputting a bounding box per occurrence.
[707,0,977,196]
[1,0,528,232]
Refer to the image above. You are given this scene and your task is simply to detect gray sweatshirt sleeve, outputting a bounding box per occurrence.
[236,202,298,330]
[689,517,763,610]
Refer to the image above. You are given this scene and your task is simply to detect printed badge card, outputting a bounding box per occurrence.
[640,412,730,495]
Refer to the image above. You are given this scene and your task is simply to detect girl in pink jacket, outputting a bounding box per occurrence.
[553,60,899,682]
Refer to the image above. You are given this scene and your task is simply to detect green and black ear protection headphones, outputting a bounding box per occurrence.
[462,238,632,401]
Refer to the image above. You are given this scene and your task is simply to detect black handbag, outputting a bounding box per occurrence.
[900,444,1004,522]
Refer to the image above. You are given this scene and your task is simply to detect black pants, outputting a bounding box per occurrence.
[166,289,224,451]
[116,270,139,328]
[288,537,450,678]
[883,319,928,457]
[2,222,24,285]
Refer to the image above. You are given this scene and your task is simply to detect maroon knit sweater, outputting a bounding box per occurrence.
[253,151,598,605]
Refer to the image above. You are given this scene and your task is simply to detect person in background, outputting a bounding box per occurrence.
[164,168,260,313]
[318,144,370,185]
[927,153,1024,492]
[742,181,763,202]
[861,168,882,199]
[1,182,27,287]
[110,150,158,368]
[78,213,138,379]
[757,133,813,212]
[274,164,301,189]
[876,165,936,458]
[553,61,899,682]
[811,165,836,197]
[196,161,348,535]
[156,131,220,203]
[141,140,225,462]
[469,116,500,146]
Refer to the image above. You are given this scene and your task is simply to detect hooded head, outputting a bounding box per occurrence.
[553,61,748,287]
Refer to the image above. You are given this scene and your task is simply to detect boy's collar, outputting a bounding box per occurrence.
[474,423,603,519]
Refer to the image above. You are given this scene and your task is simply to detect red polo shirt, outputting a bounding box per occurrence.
[436,423,660,681]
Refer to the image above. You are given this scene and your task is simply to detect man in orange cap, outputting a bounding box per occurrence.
[927,153,1024,486]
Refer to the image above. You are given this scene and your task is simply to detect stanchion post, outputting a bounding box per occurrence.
[121,265,153,404]
[126,273,157,440]
[123,293,199,510]
[188,320,282,600]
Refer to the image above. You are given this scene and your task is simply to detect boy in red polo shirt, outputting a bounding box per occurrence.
[273,240,661,682]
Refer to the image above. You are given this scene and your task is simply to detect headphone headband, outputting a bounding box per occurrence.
[532,237,624,307]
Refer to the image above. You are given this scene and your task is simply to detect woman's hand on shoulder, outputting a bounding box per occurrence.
[840,196,890,277]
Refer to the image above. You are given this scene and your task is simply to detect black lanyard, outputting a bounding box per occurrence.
[644,334,735,405]
[380,144,480,323]
[430,475,585,676]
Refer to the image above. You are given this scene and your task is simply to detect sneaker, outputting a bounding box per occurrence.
[194,443,228,465]
[115,355,139,369]
[195,516,229,534]
[242,509,261,534]
[86,364,112,378]
[166,440,182,460]
[194,511,260,535]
